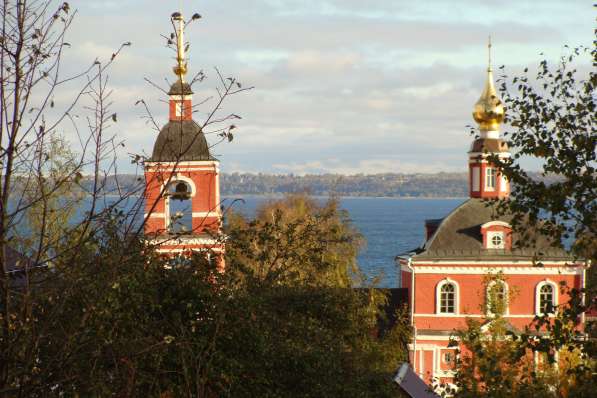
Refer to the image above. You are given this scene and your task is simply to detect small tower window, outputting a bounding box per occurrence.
[500,174,508,192]
[487,231,505,249]
[175,101,183,117]
[439,283,456,314]
[485,168,496,191]
[471,167,480,192]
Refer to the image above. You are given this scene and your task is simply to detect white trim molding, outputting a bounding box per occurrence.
[156,247,223,254]
[169,94,193,100]
[481,221,511,229]
[406,265,583,276]
[191,211,221,218]
[480,129,500,139]
[144,212,165,219]
[411,259,579,266]
[414,313,535,319]
[468,152,511,159]
[149,236,220,247]
[145,160,219,167]
[168,174,197,197]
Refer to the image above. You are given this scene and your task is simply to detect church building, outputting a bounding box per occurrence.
[397,43,587,384]
[143,13,224,268]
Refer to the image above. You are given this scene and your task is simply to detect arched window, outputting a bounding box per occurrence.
[168,180,193,233]
[486,280,508,315]
[436,279,459,314]
[536,281,558,315]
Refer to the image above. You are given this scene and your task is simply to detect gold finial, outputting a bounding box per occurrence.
[172,12,187,80]
[487,35,492,71]
[472,36,504,132]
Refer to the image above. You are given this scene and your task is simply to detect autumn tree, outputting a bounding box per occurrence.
[490,40,595,260]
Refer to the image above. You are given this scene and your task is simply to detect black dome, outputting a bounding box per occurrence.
[469,138,509,153]
[150,120,214,162]
[168,79,193,96]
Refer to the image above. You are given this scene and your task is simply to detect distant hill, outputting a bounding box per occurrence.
[220,172,469,198]
[75,172,467,198]
[76,171,555,199]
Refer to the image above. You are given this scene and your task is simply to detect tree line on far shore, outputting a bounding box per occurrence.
[68,171,562,199]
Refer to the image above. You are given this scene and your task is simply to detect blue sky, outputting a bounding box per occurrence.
[63,0,593,174]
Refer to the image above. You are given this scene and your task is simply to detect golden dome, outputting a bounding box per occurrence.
[472,39,505,131]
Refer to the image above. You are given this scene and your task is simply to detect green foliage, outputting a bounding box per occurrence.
[18,134,84,259]
[455,34,597,397]
[449,276,597,398]
[225,194,364,287]
[1,195,409,397]
[490,42,596,254]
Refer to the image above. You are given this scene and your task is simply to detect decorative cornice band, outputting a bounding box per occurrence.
[401,264,582,275]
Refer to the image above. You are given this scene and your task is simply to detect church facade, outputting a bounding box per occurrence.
[143,13,224,268]
[397,45,586,384]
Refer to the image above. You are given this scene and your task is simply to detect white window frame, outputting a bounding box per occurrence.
[472,167,480,192]
[500,173,508,192]
[436,278,459,315]
[175,101,183,117]
[485,167,496,191]
[487,231,505,249]
[486,280,509,316]
[535,280,558,316]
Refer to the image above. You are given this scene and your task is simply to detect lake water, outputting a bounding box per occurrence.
[225,197,465,287]
[22,195,464,288]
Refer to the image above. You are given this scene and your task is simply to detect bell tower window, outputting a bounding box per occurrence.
[168,180,193,233]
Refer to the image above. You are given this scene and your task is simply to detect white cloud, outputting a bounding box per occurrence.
[46,0,595,175]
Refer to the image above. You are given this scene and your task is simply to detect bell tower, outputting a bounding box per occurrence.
[144,12,224,268]
[468,38,510,199]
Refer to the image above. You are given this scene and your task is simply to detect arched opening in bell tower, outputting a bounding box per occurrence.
[167,180,193,234]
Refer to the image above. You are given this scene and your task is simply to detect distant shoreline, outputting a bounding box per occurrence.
[222,194,468,200]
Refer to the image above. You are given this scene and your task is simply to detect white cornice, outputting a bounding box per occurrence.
[149,236,221,246]
[414,313,535,318]
[401,264,582,275]
[468,152,511,161]
[156,247,223,253]
[145,160,219,171]
[411,259,579,265]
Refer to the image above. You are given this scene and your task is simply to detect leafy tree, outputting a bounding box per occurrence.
[465,31,597,396]
[2,195,409,397]
[225,194,363,288]
[490,41,595,257]
[448,276,596,398]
